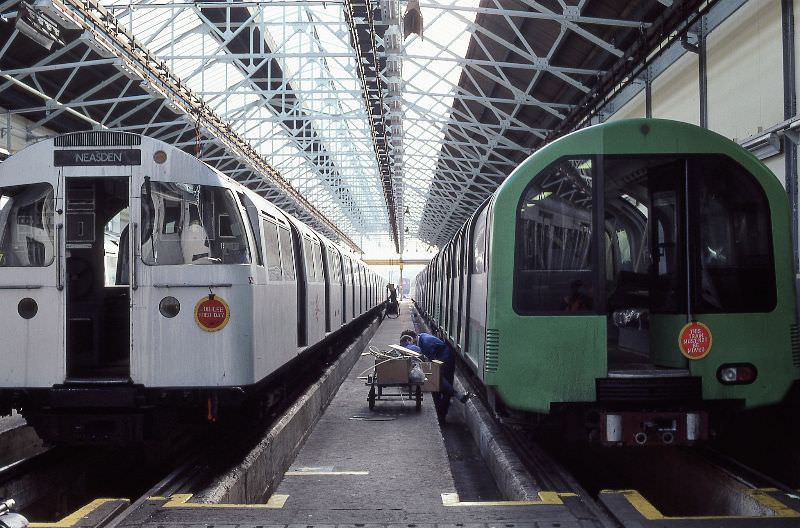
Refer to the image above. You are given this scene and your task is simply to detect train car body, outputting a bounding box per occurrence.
[0,131,385,444]
[416,119,800,446]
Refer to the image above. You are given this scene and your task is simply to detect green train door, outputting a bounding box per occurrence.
[605,157,690,374]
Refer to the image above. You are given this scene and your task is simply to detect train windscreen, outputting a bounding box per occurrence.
[141,183,251,265]
[514,155,775,316]
[0,183,55,267]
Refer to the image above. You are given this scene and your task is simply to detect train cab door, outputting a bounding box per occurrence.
[646,164,690,369]
[0,171,64,389]
[604,157,689,374]
[63,175,132,382]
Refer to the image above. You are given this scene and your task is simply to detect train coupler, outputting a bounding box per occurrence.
[599,410,708,446]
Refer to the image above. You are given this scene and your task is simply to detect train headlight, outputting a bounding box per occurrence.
[717,363,757,385]
[17,298,37,319]
[159,296,180,318]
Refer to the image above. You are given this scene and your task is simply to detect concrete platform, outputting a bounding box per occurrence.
[0,411,47,468]
[110,301,597,527]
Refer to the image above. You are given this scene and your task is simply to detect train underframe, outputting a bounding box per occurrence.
[0,383,250,446]
[493,396,745,447]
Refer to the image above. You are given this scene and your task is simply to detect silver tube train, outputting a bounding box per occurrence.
[0,131,386,445]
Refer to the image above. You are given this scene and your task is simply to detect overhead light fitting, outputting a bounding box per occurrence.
[32,0,81,31]
[14,1,77,50]
[0,10,18,22]
[403,0,423,39]
[741,131,781,161]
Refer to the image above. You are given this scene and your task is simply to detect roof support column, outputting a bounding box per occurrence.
[698,16,708,129]
[782,0,799,288]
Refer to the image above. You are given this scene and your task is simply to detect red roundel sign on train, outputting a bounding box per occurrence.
[678,321,712,360]
[194,295,231,332]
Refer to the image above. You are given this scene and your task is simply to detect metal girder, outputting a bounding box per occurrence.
[42,0,364,252]
[190,1,371,234]
[343,0,399,253]
[415,0,714,248]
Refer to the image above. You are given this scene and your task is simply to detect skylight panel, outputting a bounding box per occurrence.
[401,0,478,234]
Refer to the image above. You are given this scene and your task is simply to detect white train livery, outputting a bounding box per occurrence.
[0,131,385,444]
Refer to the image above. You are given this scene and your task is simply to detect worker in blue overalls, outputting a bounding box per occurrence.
[400,330,470,424]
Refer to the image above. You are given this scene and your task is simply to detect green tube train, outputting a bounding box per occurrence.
[414,119,800,446]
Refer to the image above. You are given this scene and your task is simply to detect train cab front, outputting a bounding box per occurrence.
[0,132,260,446]
[499,137,798,448]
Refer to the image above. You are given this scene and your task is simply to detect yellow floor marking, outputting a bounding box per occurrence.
[285,470,369,476]
[604,489,800,520]
[157,493,289,509]
[30,498,129,528]
[441,491,577,507]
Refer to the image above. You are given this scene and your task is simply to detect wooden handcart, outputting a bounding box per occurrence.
[364,346,441,412]
[366,370,423,411]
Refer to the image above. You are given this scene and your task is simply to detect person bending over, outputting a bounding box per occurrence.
[399,330,470,424]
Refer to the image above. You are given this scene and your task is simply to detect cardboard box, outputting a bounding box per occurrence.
[374,358,443,392]
[420,360,442,392]
[375,358,410,384]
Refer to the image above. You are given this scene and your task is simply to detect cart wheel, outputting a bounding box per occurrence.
[415,386,422,412]
[368,385,376,411]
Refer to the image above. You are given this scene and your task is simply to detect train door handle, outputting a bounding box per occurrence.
[131,222,138,291]
[56,223,64,291]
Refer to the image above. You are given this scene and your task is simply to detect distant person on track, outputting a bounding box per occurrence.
[400,330,470,425]
[385,283,399,319]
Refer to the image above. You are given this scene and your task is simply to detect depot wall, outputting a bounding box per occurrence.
[606,0,790,186]
[0,108,53,156]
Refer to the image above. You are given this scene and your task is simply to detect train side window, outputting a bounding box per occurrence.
[0,183,55,267]
[472,208,487,274]
[514,157,594,315]
[261,218,282,281]
[303,238,315,282]
[328,246,341,282]
[312,242,323,283]
[235,193,262,266]
[278,227,296,280]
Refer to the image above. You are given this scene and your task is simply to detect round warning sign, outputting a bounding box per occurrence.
[678,321,712,360]
[194,295,230,332]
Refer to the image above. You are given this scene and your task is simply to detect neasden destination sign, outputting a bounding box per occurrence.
[54,149,142,166]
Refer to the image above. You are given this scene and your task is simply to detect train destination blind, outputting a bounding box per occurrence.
[54,149,142,166]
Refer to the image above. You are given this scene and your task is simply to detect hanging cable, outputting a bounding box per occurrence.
[194,114,202,157]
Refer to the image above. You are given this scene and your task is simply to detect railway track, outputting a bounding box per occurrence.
[502,425,621,527]
[698,446,800,500]
[413,305,800,523]
[1,317,376,525]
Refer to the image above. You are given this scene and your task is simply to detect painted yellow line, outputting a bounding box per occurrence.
[30,499,129,528]
[157,493,289,509]
[603,489,800,520]
[441,491,578,507]
[285,470,369,476]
